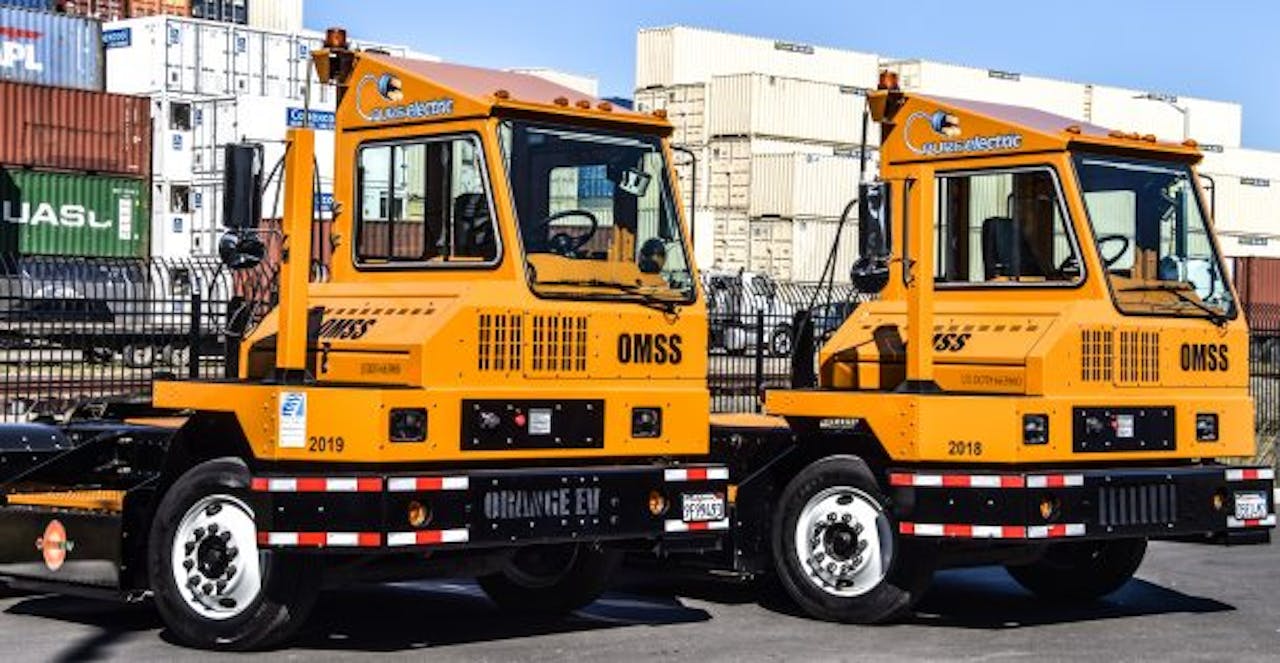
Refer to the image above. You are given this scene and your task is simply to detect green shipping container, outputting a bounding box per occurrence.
[0,169,150,258]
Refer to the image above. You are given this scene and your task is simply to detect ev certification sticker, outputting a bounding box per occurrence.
[279,392,307,448]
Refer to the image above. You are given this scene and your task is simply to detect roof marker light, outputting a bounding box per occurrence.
[553,96,569,107]
[597,101,613,112]
[575,99,591,109]
[493,89,511,100]
[653,108,668,119]
[1064,125,1082,134]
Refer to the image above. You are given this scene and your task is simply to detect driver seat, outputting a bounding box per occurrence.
[982,216,1046,280]
[452,193,497,260]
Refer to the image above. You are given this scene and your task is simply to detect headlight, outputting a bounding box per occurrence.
[1023,414,1049,445]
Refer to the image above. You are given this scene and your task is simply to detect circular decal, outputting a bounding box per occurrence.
[35,520,70,571]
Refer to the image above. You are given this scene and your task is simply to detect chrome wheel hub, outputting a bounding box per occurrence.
[170,494,262,620]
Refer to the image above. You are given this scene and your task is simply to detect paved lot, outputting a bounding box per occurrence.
[1,539,1276,662]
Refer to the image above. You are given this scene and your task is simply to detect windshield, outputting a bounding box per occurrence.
[499,121,695,303]
[1073,154,1235,320]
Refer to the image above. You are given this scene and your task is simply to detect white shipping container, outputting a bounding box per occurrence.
[708,73,875,145]
[750,153,860,218]
[636,25,879,89]
[790,216,858,283]
[248,0,302,33]
[634,83,707,145]
[509,68,599,97]
[885,59,1088,121]
[748,217,793,279]
[707,137,842,210]
[1200,174,1280,239]
[1199,147,1280,181]
[1087,84,1242,148]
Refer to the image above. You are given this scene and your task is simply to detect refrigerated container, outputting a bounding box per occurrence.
[0,5,102,90]
[0,169,150,258]
[0,80,151,177]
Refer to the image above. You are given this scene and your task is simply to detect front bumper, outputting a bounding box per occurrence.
[889,465,1274,543]
[248,464,729,550]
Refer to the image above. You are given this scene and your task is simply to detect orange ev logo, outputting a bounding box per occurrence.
[34,519,74,571]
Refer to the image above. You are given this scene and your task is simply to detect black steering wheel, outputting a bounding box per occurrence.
[534,210,599,257]
[1057,234,1131,273]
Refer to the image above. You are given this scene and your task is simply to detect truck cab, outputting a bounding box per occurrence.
[724,76,1275,625]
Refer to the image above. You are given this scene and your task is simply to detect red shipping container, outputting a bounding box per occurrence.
[0,80,152,178]
[1234,256,1280,311]
[126,0,190,17]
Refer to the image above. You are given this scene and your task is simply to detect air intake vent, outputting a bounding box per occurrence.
[1081,329,1114,382]
[1118,330,1160,384]
[1099,483,1177,528]
[477,312,523,372]
[530,315,589,374]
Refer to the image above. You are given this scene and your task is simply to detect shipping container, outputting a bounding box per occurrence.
[127,0,191,18]
[1087,84,1242,148]
[0,169,149,258]
[634,83,707,145]
[707,137,852,211]
[750,153,860,218]
[58,0,125,20]
[0,0,54,11]
[248,0,301,32]
[509,67,599,97]
[0,6,103,90]
[636,25,879,89]
[708,73,875,145]
[0,80,151,177]
[711,211,749,271]
[191,0,247,24]
[885,59,1088,121]
[790,216,858,282]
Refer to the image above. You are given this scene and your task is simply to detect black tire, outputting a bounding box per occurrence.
[1005,538,1147,602]
[148,457,320,651]
[770,325,793,357]
[478,544,622,614]
[772,455,934,624]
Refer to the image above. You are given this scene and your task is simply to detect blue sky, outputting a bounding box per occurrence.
[307,0,1280,150]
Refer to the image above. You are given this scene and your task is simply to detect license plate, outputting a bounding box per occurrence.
[1234,491,1269,521]
[682,492,725,523]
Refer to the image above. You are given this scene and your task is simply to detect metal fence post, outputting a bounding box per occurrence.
[754,309,765,412]
[188,289,202,379]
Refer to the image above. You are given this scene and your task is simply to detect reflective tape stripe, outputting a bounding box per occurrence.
[385,528,470,546]
[387,477,470,492]
[257,531,382,547]
[1026,523,1087,538]
[1226,468,1275,482]
[664,467,729,482]
[901,522,1084,539]
[664,518,730,533]
[1227,515,1277,528]
[251,477,383,492]
[890,473,1026,488]
[1026,475,1085,489]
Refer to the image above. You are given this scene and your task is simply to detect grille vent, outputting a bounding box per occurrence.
[530,315,589,373]
[1118,330,1160,384]
[1099,483,1177,528]
[477,312,523,372]
[1081,329,1114,382]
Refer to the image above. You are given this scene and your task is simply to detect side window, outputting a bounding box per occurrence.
[935,169,1080,284]
[356,135,497,265]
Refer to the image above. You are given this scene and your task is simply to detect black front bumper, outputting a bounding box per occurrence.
[249,464,729,551]
[889,465,1274,543]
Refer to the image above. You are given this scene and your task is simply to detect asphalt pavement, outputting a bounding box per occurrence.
[1,539,1276,662]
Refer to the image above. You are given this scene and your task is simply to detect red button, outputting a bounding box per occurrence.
[514,413,526,427]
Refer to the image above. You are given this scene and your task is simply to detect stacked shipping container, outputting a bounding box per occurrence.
[0,5,152,259]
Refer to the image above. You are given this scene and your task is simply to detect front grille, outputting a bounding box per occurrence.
[1118,330,1160,384]
[1098,483,1177,527]
[1081,328,1114,382]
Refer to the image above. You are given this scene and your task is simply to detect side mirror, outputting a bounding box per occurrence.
[852,181,891,292]
[222,143,263,229]
[218,232,266,271]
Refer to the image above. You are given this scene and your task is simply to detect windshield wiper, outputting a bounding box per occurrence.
[1119,283,1229,326]
[536,278,683,311]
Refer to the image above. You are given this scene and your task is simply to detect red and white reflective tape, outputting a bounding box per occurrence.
[664,518,730,533]
[900,522,1085,539]
[385,528,470,546]
[889,473,1026,489]
[1227,515,1277,529]
[664,467,729,482]
[257,531,382,547]
[251,477,384,493]
[1025,474,1085,489]
[386,476,470,492]
[1225,468,1275,482]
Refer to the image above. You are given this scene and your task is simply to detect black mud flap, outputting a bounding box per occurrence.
[0,506,124,592]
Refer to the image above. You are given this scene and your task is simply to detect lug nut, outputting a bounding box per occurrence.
[219,531,232,542]
[857,539,868,552]
[202,583,214,595]
[208,523,220,535]
[193,527,205,540]
[187,575,200,587]
[853,523,864,535]
[182,559,194,571]
[842,513,852,523]
[226,565,236,579]
[814,552,825,562]
[827,513,837,522]
[226,546,238,559]
[216,580,227,593]
[827,562,837,572]
[184,541,196,555]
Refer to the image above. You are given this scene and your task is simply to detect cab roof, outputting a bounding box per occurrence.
[875,90,1204,164]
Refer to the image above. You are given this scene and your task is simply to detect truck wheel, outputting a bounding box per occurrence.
[478,544,622,614]
[148,458,319,650]
[770,324,793,357]
[123,344,155,369]
[772,455,933,624]
[1005,538,1147,602]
